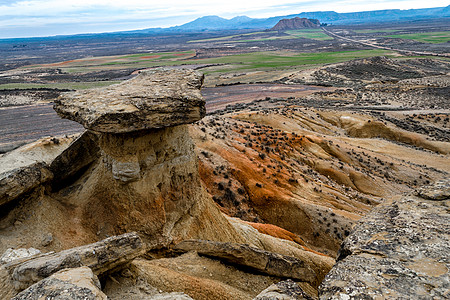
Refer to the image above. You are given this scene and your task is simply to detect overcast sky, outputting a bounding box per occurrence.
[0,0,448,39]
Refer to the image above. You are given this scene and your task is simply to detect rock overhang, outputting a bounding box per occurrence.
[54,68,205,133]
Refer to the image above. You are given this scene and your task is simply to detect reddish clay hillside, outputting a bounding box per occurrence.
[271,17,320,31]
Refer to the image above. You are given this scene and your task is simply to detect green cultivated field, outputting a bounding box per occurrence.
[0,81,121,90]
[386,31,450,44]
[188,29,332,43]
[353,29,400,34]
[23,49,398,74]
[285,29,333,40]
[187,32,265,43]
[196,49,397,73]
[0,49,401,90]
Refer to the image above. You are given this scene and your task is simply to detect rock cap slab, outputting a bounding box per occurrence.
[54,69,205,133]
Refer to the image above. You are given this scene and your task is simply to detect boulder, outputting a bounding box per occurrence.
[12,266,107,300]
[54,69,205,133]
[6,232,144,290]
[319,180,450,299]
[254,279,315,300]
[174,240,317,285]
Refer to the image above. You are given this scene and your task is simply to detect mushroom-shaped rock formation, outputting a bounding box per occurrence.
[52,69,241,247]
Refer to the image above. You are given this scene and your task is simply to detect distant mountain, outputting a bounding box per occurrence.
[160,5,450,32]
[33,5,450,38]
[270,18,320,31]
[171,15,254,31]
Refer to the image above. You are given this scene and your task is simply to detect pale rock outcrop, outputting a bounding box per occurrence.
[416,178,450,200]
[319,179,450,299]
[12,266,107,300]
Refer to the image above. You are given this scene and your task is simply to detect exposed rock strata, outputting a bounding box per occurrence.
[48,69,244,248]
[193,92,449,259]
[319,179,450,299]
[1,69,341,299]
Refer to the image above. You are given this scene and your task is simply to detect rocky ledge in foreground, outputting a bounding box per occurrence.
[1,233,144,299]
[319,179,450,299]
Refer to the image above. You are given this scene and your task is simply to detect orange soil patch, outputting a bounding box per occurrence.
[246,221,306,246]
[246,221,329,257]
[174,53,188,56]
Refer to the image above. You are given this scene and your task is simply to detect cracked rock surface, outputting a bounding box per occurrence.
[319,179,450,299]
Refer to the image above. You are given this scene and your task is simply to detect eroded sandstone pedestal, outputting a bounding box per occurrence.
[53,69,241,246]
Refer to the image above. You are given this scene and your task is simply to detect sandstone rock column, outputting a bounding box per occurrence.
[53,69,234,246]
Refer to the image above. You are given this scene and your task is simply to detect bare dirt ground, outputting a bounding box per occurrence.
[203,84,335,112]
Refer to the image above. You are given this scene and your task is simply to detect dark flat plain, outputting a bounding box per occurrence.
[0,83,332,149]
[0,104,84,150]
